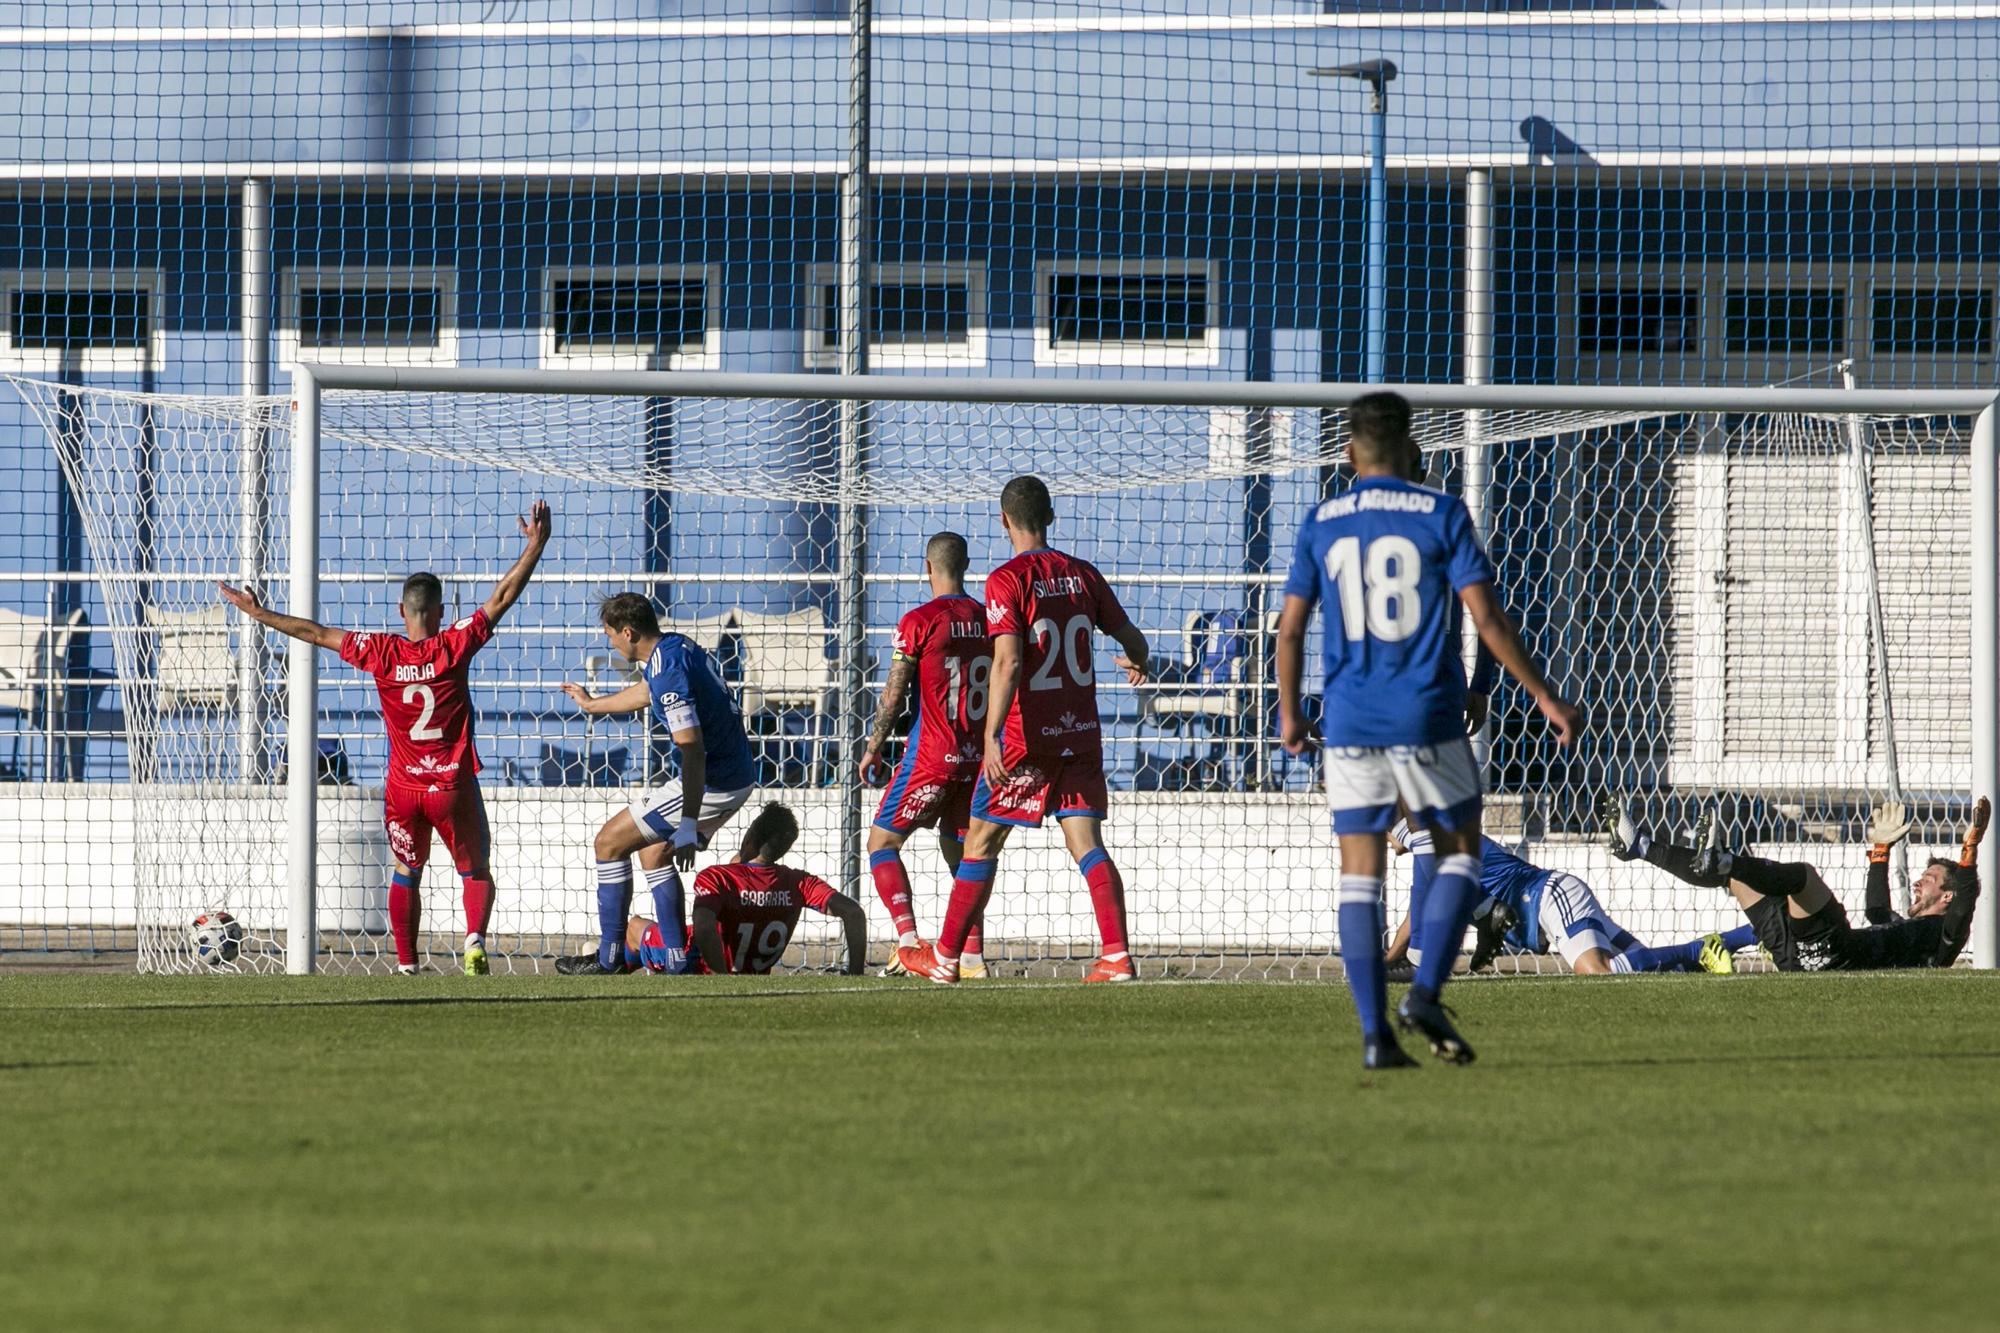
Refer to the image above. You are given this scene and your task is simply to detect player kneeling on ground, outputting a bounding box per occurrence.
[1606,795,1987,972]
[624,803,868,975]
[556,593,759,976]
[1385,818,1750,976]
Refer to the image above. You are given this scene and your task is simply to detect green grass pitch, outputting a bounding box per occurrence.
[2,971,1996,1331]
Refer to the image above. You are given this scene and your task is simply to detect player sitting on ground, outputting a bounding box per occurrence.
[219,500,552,976]
[895,475,1153,985]
[1605,795,1988,972]
[1384,817,1752,976]
[1277,391,1583,1069]
[623,803,868,976]
[555,593,759,976]
[859,531,992,978]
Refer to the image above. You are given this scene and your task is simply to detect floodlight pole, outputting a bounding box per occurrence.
[1311,59,1397,382]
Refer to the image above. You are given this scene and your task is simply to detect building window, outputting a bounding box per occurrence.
[1576,287,1699,354]
[0,274,161,372]
[279,268,457,367]
[806,263,985,368]
[1724,288,1844,355]
[1872,288,1994,357]
[540,267,718,370]
[1034,261,1219,367]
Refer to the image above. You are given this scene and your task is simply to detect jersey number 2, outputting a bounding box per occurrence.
[402,683,444,741]
[1325,535,1423,642]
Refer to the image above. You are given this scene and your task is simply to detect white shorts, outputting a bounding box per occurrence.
[628,783,756,849]
[1324,737,1482,836]
[1535,872,1637,967]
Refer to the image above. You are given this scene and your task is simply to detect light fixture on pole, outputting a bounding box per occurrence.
[1310,59,1398,383]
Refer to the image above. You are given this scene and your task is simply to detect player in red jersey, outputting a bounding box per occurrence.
[622,803,868,975]
[859,531,993,977]
[896,476,1152,985]
[218,500,552,976]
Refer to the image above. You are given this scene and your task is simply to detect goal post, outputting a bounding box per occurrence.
[16,365,1999,975]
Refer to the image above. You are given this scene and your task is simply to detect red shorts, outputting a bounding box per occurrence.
[873,747,977,843]
[970,750,1109,829]
[384,781,490,874]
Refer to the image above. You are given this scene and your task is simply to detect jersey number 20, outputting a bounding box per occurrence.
[1325,535,1422,642]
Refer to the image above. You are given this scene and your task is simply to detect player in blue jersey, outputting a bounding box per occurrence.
[1277,391,1584,1069]
[1383,818,1752,976]
[554,592,759,975]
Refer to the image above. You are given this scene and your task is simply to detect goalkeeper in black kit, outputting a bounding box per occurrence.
[1604,796,1989,972]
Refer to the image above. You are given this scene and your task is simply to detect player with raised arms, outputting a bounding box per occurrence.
[621,802,869,976]
[895,476,1153,985]
[859,530,992,977]
[1278,391,1582,1068]
[218,500,553,976]
[555,592,759,976]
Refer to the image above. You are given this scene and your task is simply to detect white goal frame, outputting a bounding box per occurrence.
[284,364,2000,974]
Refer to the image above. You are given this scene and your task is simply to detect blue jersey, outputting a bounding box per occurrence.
[643,634,756,792]
[1399,824,1554,952]
[1282,477,1495,747]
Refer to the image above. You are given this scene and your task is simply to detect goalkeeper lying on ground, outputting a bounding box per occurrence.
[1605,796,1989,972]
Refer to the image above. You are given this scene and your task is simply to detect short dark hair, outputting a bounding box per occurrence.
[1929,857,1980,901]
[1346,391,1415,468]
[598,592,662,639]
[744,802,800,860]
[401,572,443,616]
[925,530,969,580]
[1000,475,1055,531]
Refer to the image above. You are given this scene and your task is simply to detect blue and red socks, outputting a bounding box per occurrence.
[937,857,997,959]
[1078,848,1129,958]
[870,848,919,945]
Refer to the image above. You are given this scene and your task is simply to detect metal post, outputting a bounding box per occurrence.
[834,0,872,905]
[286,367,321,975]
[1462,168,1494,771]
[1840,361,1908,908]
[1973,403,1998,969]
[239,178,272,783]
[1365,90,1387,383]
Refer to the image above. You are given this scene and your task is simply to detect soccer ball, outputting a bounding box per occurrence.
[191,911,244,968]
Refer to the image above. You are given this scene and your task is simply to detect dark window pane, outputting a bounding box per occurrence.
[297,284,442,349]
[1048,271,1208,345]
[1577,287,1698,354]
[1872,289,1994,356]
[1724,289,1844,354]
[9,288,149,350]
[551,279,706,353]
[817,279,972,349]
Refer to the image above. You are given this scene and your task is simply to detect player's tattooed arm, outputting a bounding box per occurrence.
[689,903,731,974]
[825,892,870,975]
[559,680,652,716]
[215,582,344,650]
[1459,581,1584,746]
[860,655,917,786]
[481,499,553,624]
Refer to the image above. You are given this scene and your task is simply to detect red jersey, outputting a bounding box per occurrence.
[891,592,989,774]
[983,548,1131,757]
[689,861,837,974]
[338,609,495,789]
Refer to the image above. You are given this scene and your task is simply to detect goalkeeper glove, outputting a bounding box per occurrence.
[1960,796,1991,869]
[1866,799,1911,863]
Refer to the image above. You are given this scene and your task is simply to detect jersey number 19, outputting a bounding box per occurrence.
[1325,535,1422,642]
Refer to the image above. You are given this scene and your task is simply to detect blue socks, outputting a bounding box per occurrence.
[1612,939,1703,973]
[643,864,689,967]
[596,858,633,969]
[1721,924,1757,952]
[1338,876,1388,1040]
[1412,853,1482,1001]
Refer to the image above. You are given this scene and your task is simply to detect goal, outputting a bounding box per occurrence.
[14,369,1998,976]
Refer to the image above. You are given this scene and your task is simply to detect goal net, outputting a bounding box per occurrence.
[11,372,1990,976]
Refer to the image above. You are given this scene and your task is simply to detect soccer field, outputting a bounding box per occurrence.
[2,972,1995,1332]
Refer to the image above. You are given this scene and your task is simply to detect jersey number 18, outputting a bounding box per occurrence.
[1325,535,1422,642]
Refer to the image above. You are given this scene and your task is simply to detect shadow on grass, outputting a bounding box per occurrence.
[0,1060,100,1071]
[1533,1049,2000,1070]
[11,985,901,1015]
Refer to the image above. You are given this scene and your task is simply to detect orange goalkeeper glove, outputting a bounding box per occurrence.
[1959,796,1990,869]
